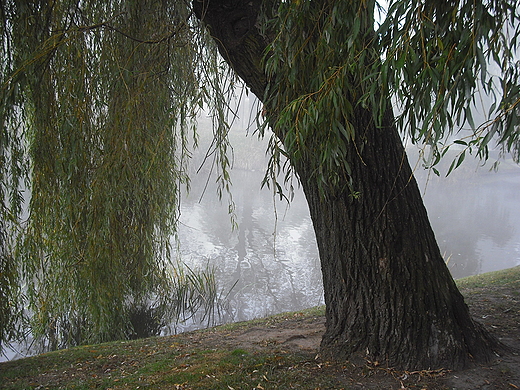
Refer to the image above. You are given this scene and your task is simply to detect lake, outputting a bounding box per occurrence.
[177,137,520,330]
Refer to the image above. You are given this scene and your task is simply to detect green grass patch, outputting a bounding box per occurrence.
[0,338,337,389]
[211,305,326,334]
[456,265,520,289]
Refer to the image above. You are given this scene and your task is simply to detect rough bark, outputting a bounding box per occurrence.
[193,0,501,369]
[299,107,499,369]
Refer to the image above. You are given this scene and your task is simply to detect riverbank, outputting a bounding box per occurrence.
[1,266,519,389]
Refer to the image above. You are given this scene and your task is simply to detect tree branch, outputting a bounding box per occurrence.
[193,0,268,99]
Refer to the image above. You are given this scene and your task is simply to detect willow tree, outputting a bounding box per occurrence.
[1,0,519,371]
[0,0,233,351]
[194,0,520,369]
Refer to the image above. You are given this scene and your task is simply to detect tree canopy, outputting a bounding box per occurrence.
[1,0,519,368]
[258,0,520,192]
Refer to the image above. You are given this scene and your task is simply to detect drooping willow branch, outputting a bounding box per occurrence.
[71,11,194,45]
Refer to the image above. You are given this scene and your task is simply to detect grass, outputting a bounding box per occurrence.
[0,342,336,389]
[455,265,520,290]
[208,304,326,334]
[1,266,519,390]
[0,306,335,390]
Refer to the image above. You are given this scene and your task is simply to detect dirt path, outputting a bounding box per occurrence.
[190,313,325,353]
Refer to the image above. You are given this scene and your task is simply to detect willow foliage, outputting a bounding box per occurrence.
[0,0,29,351]
[261,0,519,197]
[378,0,520,170]
[1,0,234,351]
[261,0,379,197]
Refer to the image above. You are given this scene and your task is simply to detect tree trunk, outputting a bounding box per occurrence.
[193,0,501,369]
[296,107,498,369]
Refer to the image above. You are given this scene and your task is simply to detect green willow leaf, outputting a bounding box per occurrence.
[0,0,234,350]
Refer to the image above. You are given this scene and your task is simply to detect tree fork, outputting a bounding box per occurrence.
[193,0,503,369]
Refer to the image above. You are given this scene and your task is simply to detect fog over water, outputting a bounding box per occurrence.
[413,150,520,279]
[178,110,520,328]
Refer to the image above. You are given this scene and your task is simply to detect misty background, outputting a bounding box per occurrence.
[177,95,520,330]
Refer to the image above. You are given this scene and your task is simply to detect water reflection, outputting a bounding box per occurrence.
[413,150,520,279]
[178,168,323,328]
[179,142,520,327]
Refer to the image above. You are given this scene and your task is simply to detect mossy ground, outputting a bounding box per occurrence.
[1,266,519,389]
